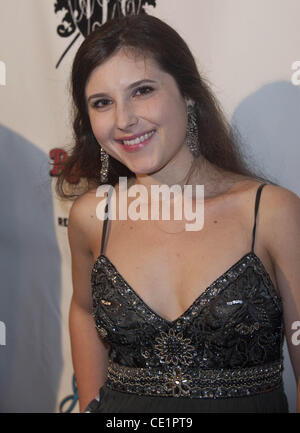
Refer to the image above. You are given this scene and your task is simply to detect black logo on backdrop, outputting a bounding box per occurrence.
[54,0,157,68]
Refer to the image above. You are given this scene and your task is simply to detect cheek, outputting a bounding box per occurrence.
[89,114,110,143]
[88,113,123,162]
[147,90,186,128]
[160,102,187,142]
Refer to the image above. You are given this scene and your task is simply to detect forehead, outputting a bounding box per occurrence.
[85,47,166,93]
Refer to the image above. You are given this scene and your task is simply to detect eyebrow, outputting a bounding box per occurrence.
[87,79,157,103]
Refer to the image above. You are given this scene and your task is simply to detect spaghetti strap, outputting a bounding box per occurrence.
[251,183,268,253]
[100,192,112,256]
[100,202,109,255]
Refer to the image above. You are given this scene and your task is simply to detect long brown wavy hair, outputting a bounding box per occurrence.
[55,14,276,201]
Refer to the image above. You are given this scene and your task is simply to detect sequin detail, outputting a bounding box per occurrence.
[106,360,283,398]
[91,251,284,399]
[154,328,196,366]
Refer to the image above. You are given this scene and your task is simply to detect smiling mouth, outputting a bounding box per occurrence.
[119,130,156,146]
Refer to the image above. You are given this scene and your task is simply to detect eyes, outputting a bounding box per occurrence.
[90,85,154,109]
[134,85,154,97]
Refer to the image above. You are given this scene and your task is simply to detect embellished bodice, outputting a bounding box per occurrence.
[92,251,284,369]
[90,183,285,398]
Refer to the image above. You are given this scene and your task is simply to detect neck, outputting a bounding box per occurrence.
[131,156,209,192]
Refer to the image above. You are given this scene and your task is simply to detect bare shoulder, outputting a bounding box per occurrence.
[258,183,300,252]
[233,178,300,224]
[231,180,300,273]
[224,174,298,206]
[68,186,107,256]
[69,187,98,228]
[258,182,300,223]
[219,175,298,226]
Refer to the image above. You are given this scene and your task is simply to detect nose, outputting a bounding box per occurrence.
[115,100,138,131]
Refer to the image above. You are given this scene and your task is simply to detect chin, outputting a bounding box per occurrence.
[130,162,164,176]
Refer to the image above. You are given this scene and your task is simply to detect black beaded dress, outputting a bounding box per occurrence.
[84,182,289,413]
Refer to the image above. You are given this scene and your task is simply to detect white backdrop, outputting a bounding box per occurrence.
[0,0,299,412]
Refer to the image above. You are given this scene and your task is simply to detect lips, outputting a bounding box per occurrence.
[116,129,156,144]
[117,129,156,152]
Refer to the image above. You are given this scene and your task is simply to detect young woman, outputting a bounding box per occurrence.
[56,14,300,413]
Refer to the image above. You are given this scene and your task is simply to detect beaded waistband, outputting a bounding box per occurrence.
[105,360,283,399]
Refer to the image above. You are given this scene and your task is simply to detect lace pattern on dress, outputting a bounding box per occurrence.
[91,251,284,399]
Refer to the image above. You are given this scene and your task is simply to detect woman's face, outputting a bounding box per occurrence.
[85,47,194,179]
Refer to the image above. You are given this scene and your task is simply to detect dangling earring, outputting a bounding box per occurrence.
[100,146,109,183]
[186,104,200,157]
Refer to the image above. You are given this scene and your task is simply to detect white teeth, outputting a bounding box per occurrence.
[123,130,155,146]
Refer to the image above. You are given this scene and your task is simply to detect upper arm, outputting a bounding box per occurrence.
[263,185,300,383]
[67,192,103,314]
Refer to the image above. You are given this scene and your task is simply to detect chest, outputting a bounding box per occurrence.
[95,215,258,322]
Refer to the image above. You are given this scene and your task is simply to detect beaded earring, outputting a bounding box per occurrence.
[187,104,200,157]
[100,146,109,183]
